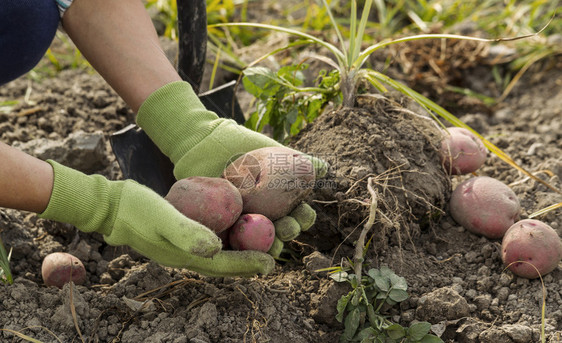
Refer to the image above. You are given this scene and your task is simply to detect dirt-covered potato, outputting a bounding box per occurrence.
[222,147,315,221]
[41,252,86,289]
[440,127,487,175]
[229,214,275,252]
[450,176,520,239]
[501,219,562,279]
[165,176,243,233]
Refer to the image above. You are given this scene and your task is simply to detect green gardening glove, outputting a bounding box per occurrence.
[137,81,326,254]
[39,160,274,276]
[136,81,327,179]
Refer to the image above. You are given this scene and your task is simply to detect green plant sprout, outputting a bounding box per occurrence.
[145,0,178,39]
[0,100,19,115]
[0,235,13,285]
[30,32,90,81]
[330,266,442,343]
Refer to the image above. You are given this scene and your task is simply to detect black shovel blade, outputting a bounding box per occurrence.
[110,80,246,196]
[110,124,176,196]
[199,80,245,123]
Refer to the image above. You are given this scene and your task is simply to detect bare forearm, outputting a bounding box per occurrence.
[0,142,54,213]
[61,0,181,112]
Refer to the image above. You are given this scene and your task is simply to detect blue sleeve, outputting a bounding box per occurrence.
[0,0,60,85]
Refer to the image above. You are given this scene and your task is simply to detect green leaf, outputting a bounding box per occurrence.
[419,334,444,343]
[351,289,361,307]
[352,0,372,63]
[289,115,304,137]
[388,273,408,291]
[254,101,272,132]
[305,95,323,122]
[244,111,260,131]
[386,323,406,339]
[388,289,409,303]
[341,308,361,342]
[379,266,395,278]
[385,298,397,306]
[336,292,352,323]
[242,67,283,98]
[408,322,432,341]
[376,292,387,300]
[354,327,377,341]
[0,236,13,285]
[374,276,390,292]
[366,303,378,328]
[368,269,390,292]
[367,268,378,279]
[211,22,346,68]
[241,74,262,97]
[278,64,306,87]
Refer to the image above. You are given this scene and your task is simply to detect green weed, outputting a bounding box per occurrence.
[146,0,178,39]
[331,267,442,342]
[30,32,90,81]
[0,235,13,285]
[0,100,19,115]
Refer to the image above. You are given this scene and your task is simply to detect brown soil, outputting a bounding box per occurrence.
[1,20,562,343]
[291,94,451,258]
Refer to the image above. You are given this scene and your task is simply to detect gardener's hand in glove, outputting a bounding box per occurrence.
[39,160,275,277]
[136,81,327,256]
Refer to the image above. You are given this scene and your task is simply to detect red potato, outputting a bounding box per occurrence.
[450,176,520,239]
[165,176,243,233]
[440,127,487,175]
[41,252,86,289]
[502,219,562,279]
[229,214,275,252]
[222,147,315,221]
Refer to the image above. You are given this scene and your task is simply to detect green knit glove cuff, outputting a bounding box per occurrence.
[136,81,222,165]
[39,160,118,236]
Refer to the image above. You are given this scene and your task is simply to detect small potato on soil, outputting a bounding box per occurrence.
[440,127,487,175]
[229,214,275,252]
[41,252,86,289]
[222,147,315,221]
[165,176,243,233]
[502,219,562,279]
[450,176,520,239]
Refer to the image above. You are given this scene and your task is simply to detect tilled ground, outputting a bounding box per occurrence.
[0,35,561,342]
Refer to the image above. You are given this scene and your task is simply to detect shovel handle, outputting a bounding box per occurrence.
[177,0,207,93]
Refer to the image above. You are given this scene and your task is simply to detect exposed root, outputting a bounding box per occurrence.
[237,286,269,343]
[353,177,379,280]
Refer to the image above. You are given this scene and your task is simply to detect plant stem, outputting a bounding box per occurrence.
[340,71,357,107]
[353,177,378,280]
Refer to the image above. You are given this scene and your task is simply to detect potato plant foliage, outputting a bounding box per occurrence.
[331,266,442,343]
[242,65,340,141]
